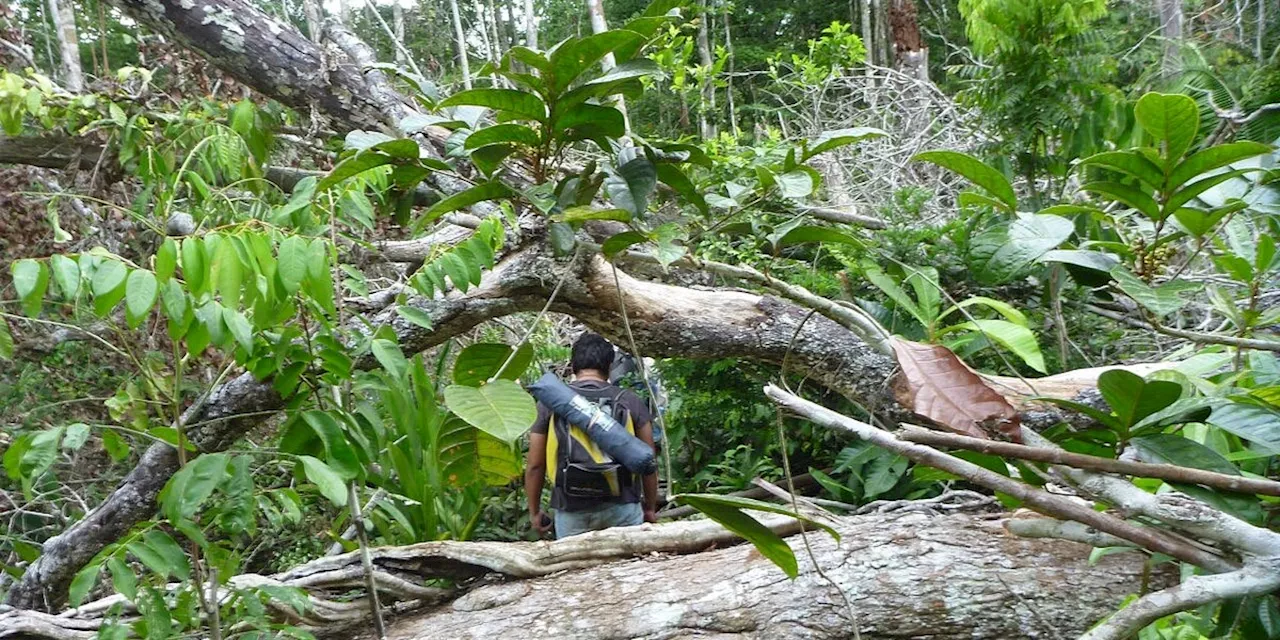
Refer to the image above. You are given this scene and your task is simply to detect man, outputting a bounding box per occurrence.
[525,333,660,539]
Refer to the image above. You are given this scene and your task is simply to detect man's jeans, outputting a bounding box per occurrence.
[555,501,643,539]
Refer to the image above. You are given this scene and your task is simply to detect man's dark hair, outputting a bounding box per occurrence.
[571,333,615,374]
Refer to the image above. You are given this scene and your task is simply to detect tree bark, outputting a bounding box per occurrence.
[382,513,1167,640]
[392,3,407,66]
[1157,0,1183,80]
[523,0,538,48]
[696,0,715,140]
[586,0,630,131]
[888,0,927,81]
[45,0,83,91]
[448,0,472,89]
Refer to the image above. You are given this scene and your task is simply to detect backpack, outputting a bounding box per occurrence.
[546,386,639,502]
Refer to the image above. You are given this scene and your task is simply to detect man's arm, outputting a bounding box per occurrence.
[635,422,659,522]
[525,432,551,535]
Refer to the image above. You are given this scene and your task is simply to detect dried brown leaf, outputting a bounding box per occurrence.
[890,338,1021,442]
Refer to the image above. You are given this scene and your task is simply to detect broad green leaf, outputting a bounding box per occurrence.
[276,235,309,294]
[465,123,541,149]
[371,339,409,380]
[469,143,516,177]
[124,270,158,328]
[862,262,925,326]
[941,296,1028,326]
[549,31,646,93]
[299,455,349,507]
[1210,402,1280,453]
[1097,369,1183,429]
[1082,181,1162,220]
[1168,141,1273,191]
[601,230,648,257]
[68,561,100,607]
[91,259,128,316]
[913,150,1015,211]
[159,279,187,323]
[318,151,393,191]
[144,531,189,579]
[943,319,1046,373]
[1166,169,1251,213]
[0,321,12,360]
[1080,150,1166,189]
[223,308,253,353]
[553,103,626,138]
[559,60,659,107]
[180,237,206,294]
[107,556,137,602]
[802,127,886,161]
[420,182,516,227]
[776,170,814,198]
[154,238,177,282]
[49,254,79,299]
[162,453,229,521]
[604,153,657,216]
[443,380,537,443]
[971,213,1074,283]
[438,88,547,121]
[1134,92,1200,162]
[17,427,62,481]
[211,239,243,309]
[1131,396,1221,433]
[12,259,48,317]
[775,226,862,249]
[654,163,707,216]
[1131,434,1239,476]
[396,306,434,330]
[300,411,361,479]
[671,494,799,578]
[452,342,534,386]
[1038,249,1120,273]
[556,205,632,223]
[62,423,91,450]
[1110,267,1202,316]
[344,130,393,150]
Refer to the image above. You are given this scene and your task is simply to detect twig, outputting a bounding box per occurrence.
[898,424,1280,497]
[1086,305,1280,352]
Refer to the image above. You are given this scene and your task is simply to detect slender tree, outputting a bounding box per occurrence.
[449,0,472,88]
[45,0,83,91]
[586,0,630,132]
[696,0,715,139]
[1157,0,1183,80]
[524,0,538,48]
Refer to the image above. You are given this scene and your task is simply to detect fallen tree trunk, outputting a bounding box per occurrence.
[381,513,1166,640]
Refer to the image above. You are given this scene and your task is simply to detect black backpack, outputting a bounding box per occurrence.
[547,386,638,501]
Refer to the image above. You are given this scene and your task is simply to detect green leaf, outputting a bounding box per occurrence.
[371,339,409,380]
[1080,150,1167,189]
[465,123,541,149]
[299,455,349,507]
[107,556,138,602]
[420,182,516,227]
[802,127,886,161]
[62,423,91,451]
[124,270,158,328]
[550,31,646,93]
[443,380,537,443]
[223,308,253,353]
[555,205,632,223]
[1132,434,1239,476]
[0,321,12,361]
[942,296,1028,326]
[943,319,1046,373]
[862,263,925,325]
[1097,369,1183,429]
[318,151,393,191]
[1210,402,1280,453]
[971,213,1074,283]
[1082,181,1162,220]
[1134,92,1200,162]
[68,561,100,607]
[601,230,648,257]
[1038,249,1120,273]
[776,170,814,198]
[396,306,434,330]
[438,88,547,121]
[912,151,1015,211]
[558,60,657,107]
[163,453,229,521]
[49,254,79,299]
[453,342,534,386]
[672,494,798,578]
[1168,141,1273,191]
[553,103,626,139]
[154,238,177,283]
[1110,267,1202,317]
[180,238,206,294]
[12,259,48,317]
[142,530,189,580]
[300,411,361,479]
[775,226,863,249]
[654,163,707,216]
[211,238,242,309]
[605,152,658,216]
[276,235,309,294]
[91,259,128,316]
[1166,169,1251,213]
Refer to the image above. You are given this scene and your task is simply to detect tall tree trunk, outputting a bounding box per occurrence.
[1257,0,1265,61]
[1158,0,1183,81]
[393,2,407,66]
[302,0,323,41]
[45,0,83,91]
[722,10,739,138]
[888,0,927,81]
[383,514,1166,639]
[586,0,630,133]
[448,0,472,88]
[523,0,538,48]
[861,0,875,66]
[696,0,715,140]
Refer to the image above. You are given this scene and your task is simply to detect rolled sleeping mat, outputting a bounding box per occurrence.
[527,372,657,475]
